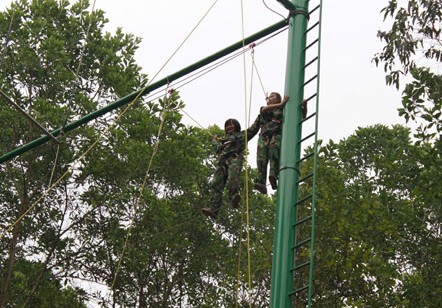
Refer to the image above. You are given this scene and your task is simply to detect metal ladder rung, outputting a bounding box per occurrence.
[298,152,314,163]
[305,41,319,53]
[293,237,311,249]
[289,285,309,296]
[298,172,313,184]
[309,4,321,16]
[292,260,311,272]
[305,93,317,102]
[300,132,315,143]
[294,215,312,227]
[295,194,313,206]
[303,74,318,86]
[304,55,318,70]
[306,21,319,34]
[301,112,316,124]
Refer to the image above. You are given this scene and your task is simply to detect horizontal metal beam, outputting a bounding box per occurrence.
[0,19,288,164]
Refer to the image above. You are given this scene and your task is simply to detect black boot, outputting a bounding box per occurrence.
[254,183,267,194]
[269,176,278,190]
[230,194,241,208]
[201,208,218,219]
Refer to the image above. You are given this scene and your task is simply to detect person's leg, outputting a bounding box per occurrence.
[202,164,227,219]
[255,135,269,194]
[211,164,227,209]
[269,134,281,190]
[226,156,243,207]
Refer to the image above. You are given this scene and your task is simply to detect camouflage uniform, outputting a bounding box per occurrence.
[256,107,284,187]
[210,115,262,210]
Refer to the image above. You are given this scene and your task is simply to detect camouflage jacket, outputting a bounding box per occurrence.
[214,115,263,162]
[259,107,283,137]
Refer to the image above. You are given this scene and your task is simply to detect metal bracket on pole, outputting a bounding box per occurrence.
[289,9,310,19]
[0,89,61,144]
[277,1,309,20]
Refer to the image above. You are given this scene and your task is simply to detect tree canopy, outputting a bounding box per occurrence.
[0,1,274,306]
[0,0,441,307]
[375,0,442,142]
[314,124,441,307]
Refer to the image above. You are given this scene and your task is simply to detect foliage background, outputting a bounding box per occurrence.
[0,0,441,307]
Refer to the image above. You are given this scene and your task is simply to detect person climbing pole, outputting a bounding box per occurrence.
[254,93,307,194]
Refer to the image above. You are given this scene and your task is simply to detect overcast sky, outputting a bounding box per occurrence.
[90,0,404,141]
[98,0,406,171]
[2,0,405,153]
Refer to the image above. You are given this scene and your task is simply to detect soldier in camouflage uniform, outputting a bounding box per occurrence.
[254,93,307,194]
[201,115,262,219]
[254,92,289,194]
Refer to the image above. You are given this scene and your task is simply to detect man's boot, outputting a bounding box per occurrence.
[269,175,278,190]
[230,194,241,208]
[254,183,267,194]
[201,208,218,219]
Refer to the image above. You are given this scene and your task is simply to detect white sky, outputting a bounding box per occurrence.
[99,0,405,170]
[90,0,404,142]
[2,0,405,150]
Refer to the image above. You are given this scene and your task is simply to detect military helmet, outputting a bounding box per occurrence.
[224,118,241,133]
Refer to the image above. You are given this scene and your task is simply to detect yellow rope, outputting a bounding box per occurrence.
[0,1,264,302]
[108,0,223,291]
[235,207,245,306]
[237,0,253,306]
[0,85,146,241]
[50,0,97,186]
[252,54,267,99]
[0,0,107,241]
[111,88,170,290]
[47,145,60,187]
[147,0,220,86]
[0,0,219,240]
[247,50,254,127]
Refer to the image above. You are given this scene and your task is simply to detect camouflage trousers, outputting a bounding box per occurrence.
[211,155,243,210]
[256,133,281,185]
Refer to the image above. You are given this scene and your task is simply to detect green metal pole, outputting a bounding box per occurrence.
[0,20,288,164]
[270,1,309,307]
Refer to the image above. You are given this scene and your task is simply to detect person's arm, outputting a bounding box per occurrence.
[212,135,224,153]
[244,114,263,141]
[261,95,289,113]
